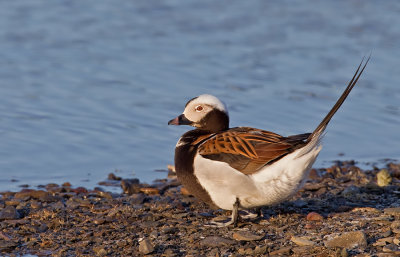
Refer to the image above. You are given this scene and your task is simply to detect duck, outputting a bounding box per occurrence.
[168,58,369,226]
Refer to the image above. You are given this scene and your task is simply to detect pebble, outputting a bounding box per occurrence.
[291,236,316,246]
[269,246,292,256]
[306,212,324,221]
[120,179,141,195]
[382,244,400,253]
[232,230,264,241]
[391,221,400,234]
[0,206,21,220]
[140,187,160,195]
[377,169,392,187]
[384,207,400,216]
[200,236,235,247]
[139,238,155,254]
[324,231,367,249]
[93,246,108,256]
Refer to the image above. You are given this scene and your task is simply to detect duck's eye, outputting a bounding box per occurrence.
[195,105,203,112]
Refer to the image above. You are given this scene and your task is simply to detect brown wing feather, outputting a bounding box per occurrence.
[197,127,309,175]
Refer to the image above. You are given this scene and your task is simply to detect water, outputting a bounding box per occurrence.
[0,0,399,192]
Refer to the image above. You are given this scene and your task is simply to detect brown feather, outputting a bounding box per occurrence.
[197,127,308,175]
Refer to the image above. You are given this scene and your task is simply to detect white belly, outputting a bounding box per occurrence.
[193,145,322,210]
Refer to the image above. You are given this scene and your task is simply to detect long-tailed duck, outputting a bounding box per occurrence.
[168,58,369,226]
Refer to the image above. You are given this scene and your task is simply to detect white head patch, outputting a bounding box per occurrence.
[188,94,227,113]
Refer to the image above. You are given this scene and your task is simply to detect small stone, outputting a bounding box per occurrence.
[306,212,324,221]
[383,244,400,253]
[93,218,105,225]
[385,207,400,216]
[377,169,392,187]
[200,236,235,247]
[374,237,393,246]
[0,206,21,220]
[62,182,72,187]
[232,231,264,241]
[0,240,18,252]
[324,231,367,249]
[391,221,400,233]
[269,246,292,255]
[121,179,141,195]
[139,238,154,254]
[291,236,316,246]
[253,245,268,255]
[108,173,122,181]
[381,230,393,238]
[139,187,159,195]
[14,189,48,199]
[93,246,107,256]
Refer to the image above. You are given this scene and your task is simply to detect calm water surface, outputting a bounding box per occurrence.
[0,0,399,191]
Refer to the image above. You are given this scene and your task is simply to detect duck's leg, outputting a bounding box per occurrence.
[207,197,240,227]
[232,197,240,227]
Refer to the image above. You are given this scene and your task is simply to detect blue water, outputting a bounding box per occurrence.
[0,0,399,192]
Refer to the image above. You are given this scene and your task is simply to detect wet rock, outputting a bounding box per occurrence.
[138,238,154,254]
[306,212,324,221]
[377,169,392,187]
[108,173,122,181]
[232,230,264,241]
[324,231,367,249]
[120,179,141,195]
[200,236,235,247]
[0,206,21,220]
[291,236,316,246]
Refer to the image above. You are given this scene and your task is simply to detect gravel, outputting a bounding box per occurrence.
[1,161,400,256]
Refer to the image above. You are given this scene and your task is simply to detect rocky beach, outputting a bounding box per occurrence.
[1,161,400,256]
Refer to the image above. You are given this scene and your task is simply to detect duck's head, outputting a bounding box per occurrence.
[168,94,229,133]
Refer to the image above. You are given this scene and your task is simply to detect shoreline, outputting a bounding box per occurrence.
[1,162,400,256]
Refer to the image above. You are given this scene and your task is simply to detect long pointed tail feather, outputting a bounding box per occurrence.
[308,56,370,142]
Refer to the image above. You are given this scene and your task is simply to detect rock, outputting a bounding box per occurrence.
[93,246,107,256]
[232,230,264,241]
[373,237,393,246]
[167,164,175,172]
[383,244,400,253]
[324,231,367,249]
[291,236,316,246]
[14,189,48,199]
[391,221,400,233]
[0,240,18,252]
[269,246,292,256]
[139,187,159,195]
[384,207,400,216]
[200,236,235,247]
[121,179,141,195]
[0,206,21,220]
[139,238,154,254]
[377,169,392,187]
[108,173,122,181]
[306,212,324,221]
